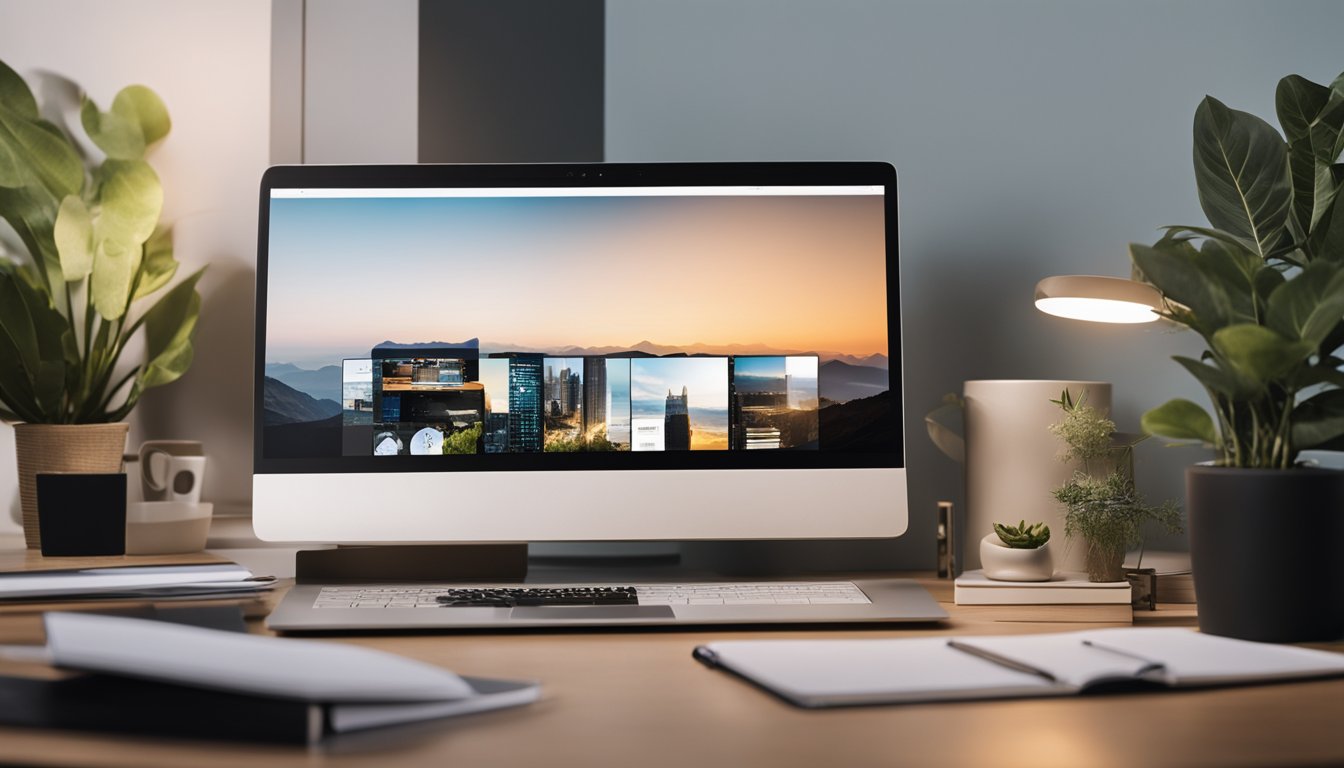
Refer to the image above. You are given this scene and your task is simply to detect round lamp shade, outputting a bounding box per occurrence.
[1034,275,1162,324]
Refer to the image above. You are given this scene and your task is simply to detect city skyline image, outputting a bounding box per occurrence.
[631,358,729,451]
[264,193,887,366]
[543,357,585,449]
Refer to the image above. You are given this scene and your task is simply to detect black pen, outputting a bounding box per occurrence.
[1081,640,1167,674]
[946,640,1057,683]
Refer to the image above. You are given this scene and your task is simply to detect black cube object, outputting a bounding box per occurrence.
[36,473,127,557]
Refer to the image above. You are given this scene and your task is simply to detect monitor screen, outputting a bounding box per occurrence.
[253,163,904,542]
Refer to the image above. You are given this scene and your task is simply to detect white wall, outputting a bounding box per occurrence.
[0,0,273,530]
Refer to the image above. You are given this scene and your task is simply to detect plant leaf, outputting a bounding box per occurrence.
[0,58,38,120]
[0,131,23,188]
[0,270,42,375]
[111,85,170,147]
[0,269,69,421]
[0,183,62,289]
[1277,75,1341,238]
[90,239,137,320]
[96,159,161,246]
[1309,180,1344,263]
[1130,240,1232,337]
[0,329,39,422]
[0,110,83,200]
[1195,238,1259,321]
[1172,354,1257,400]
[1141,399,1217,444]
[53,195,94,281]
[1292,389,1344,450]
[1193,96,1292,260]
[79,96,145,161]
[133,226,177,300]
[1211,323,1314,384]
[1322,321,1344,357]
[140,338,193,389]
[1265,261,1344,347]
[1292,364,1344,390]
[1253,265,1288,307]
[1278,74,1330,143]
[138,268,204,390]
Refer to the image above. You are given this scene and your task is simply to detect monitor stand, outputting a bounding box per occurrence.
[295,544,528,583]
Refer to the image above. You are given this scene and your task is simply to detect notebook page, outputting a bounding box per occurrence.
[700,638,1063,706]
[1076,628,1344,686]
[953,632,1159,689]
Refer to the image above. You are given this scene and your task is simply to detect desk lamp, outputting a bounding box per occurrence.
[1033,275,1161,324]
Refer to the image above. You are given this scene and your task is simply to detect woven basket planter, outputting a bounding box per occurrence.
[14,423,129,550]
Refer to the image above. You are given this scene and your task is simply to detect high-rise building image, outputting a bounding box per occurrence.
[483,410,509,453]
[567,370,581,419]
[630,357,729,451]
[583,358,607,435]
[505,355,544,452]
[665,386,692,450]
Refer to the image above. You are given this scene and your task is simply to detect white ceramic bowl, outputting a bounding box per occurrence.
[125,501,212,555]
[979,533,1054,582]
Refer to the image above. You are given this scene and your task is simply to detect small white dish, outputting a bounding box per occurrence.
[125,501,213,555]
[980,533,1054,582]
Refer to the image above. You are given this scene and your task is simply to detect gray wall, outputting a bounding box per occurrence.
[605,0,1344,569]
[303,0,419,164]
[419,0,604,162]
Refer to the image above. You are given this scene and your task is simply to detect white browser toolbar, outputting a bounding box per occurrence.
[271,185,884,199]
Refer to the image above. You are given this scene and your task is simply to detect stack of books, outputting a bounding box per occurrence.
[953,571,1130,605]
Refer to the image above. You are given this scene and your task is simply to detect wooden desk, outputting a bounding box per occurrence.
[0,559,1341,768]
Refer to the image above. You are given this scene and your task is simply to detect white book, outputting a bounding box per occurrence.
[38,612,540,738]
[0,563,272,601]
[954,569,1131,605]
[694,627,1344,707]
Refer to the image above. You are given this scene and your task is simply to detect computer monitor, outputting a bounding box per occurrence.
[252,162,905,544]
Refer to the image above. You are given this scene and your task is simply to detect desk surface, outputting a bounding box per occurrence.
[0,554,1341,768]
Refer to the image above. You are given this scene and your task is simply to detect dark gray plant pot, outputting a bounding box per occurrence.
[1187,465,1344,642]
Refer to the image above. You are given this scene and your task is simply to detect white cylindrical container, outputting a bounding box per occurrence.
[962,380,1111,573]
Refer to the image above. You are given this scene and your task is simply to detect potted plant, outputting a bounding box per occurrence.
[0,59,202,549]
[1130,70,1344,642]
[1050,391,1182,583]
[980,520,1053,582]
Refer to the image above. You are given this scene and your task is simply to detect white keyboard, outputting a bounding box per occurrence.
[314,581,871,608]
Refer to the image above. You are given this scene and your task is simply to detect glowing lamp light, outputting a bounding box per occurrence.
[1033,275,1162,324]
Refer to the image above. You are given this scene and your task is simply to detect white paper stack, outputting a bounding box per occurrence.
[954,570,1131,605]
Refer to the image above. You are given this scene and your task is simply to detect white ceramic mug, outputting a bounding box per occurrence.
[139,441,206,503]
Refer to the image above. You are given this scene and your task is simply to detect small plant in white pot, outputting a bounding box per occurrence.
[981,520,1053,582]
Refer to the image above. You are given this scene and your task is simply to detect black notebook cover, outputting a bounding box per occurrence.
[0,672,323,745]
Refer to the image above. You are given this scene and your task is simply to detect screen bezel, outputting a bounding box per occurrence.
[253,162,902,476]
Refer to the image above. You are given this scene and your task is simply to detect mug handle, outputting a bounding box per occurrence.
[140,447,173,493]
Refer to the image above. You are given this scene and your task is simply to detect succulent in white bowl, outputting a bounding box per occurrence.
[981,520,1053,582]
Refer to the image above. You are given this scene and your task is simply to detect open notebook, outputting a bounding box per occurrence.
[694,627,1344,707]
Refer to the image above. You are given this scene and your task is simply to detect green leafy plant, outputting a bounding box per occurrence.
[442,423,483,455]
[1131,71,1344,468]
[1050,391,1182,579]
[0,58,201,424]
[993,520,1050,549]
